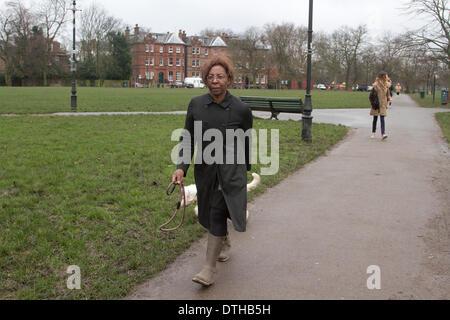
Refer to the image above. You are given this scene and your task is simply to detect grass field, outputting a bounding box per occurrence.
[410,91,450,108]
[0,87,372,114]
[436,112,450,144]
[0,114,348,299]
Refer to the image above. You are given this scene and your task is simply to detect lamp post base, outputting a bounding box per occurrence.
[302,114,313,143]
[71,95,77,112]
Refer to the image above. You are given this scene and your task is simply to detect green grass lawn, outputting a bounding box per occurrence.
[0,115,348,299]
[410,91,450,108]
[436,112,450,144]
[0,87,371,114]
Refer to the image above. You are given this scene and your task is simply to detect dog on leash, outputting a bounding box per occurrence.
[181,173,261,221]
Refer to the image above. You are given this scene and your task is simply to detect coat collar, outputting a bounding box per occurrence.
[205,91,232,109]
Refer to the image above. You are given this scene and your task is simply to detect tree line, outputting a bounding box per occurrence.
[1,0,448,91]
[0,0,131,86]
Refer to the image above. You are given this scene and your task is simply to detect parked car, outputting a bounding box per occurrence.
[170,81,184,88]
[317,84,327,90]
[184,77,205,89]
[357,85,368,91]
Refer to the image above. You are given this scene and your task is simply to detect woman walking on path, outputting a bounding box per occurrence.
[395,83,402,95]
[370,71,392,140]
[172,56,253,287]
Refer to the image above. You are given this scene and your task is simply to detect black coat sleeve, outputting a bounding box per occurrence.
[242,105,253,171]
[176,101,195,176]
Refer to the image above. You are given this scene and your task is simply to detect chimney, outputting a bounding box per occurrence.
[134,24,139,40]
[125,26,130,39]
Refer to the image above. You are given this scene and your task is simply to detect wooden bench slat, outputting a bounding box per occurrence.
[240,96,304,120]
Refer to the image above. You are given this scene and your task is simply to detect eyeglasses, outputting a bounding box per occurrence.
[207,74,226,81]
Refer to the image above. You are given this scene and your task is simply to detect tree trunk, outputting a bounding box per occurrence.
[43,71,48,86]
[5,69,12,86]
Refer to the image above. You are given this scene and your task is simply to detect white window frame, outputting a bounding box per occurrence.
[150,45,154,52]
[145,44,149,53]
[160,46,163,53]
[168,71,173,81]
[160,58,163,66]
[150,71,154,80]
[150,57,154,66]
[168,57,173,66]
[176,58,180,66]
[145,58,149,66]
[176,71,181,81]
[176,47,181,53]
[169,46,173,53]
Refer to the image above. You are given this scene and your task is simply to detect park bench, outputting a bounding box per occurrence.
[240,96,304,120]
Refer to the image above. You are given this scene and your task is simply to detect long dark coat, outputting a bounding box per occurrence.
[177,92,253,232]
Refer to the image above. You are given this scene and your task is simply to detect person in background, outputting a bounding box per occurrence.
[395,83,402,95]
[370,71,391,140]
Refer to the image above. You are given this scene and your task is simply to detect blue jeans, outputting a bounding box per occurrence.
[372,116,385,135]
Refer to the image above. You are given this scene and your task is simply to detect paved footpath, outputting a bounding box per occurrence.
[124,94,449,300]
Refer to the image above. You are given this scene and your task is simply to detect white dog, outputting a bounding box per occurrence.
[181,173,261,221]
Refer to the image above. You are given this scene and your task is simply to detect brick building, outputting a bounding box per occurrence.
[181,31,229,79]
[128,25,186,86]
[127,25,269,88]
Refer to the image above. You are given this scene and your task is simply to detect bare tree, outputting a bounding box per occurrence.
[228,27,268,88]
[264,22,305,88]
[79,2,122,82]
[36,0,69,86]
[0,1,37,85]
[332,25,367,90]
[403,0,449,70]
[0,5,16,86]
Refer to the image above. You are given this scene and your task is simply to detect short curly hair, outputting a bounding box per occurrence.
[201,55,235,86]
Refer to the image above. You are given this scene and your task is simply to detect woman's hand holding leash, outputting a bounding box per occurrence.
[172,169,184,185]
[160,169,186,232]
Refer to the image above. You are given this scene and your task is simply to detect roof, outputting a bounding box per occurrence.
[131,27,228,47]
[184,36,228,47]
[132,31,187,45]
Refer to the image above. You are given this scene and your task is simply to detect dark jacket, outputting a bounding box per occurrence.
[177,92,253,232]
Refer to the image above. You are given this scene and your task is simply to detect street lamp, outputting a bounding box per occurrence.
[302,0,313,142]
[70,0,79,112]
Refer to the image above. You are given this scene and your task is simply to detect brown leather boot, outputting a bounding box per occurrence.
[217,234,231,262]
[192,233,224,286]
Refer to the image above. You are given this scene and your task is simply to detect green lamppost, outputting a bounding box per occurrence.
[302,0,313,142]
[70,0,78,112]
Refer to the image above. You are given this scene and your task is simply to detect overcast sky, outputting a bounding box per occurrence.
[79,0,417,39]
[2,0,427,41]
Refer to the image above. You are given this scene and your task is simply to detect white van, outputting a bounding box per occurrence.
[184,77,205,89]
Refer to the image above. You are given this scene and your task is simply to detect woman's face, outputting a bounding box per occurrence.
[206,65,229,97]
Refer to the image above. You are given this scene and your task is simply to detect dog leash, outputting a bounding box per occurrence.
[159,180,186,232]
